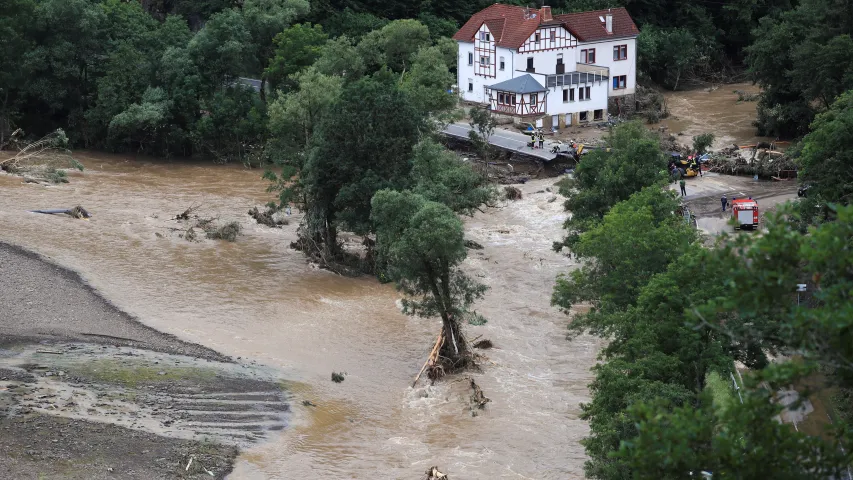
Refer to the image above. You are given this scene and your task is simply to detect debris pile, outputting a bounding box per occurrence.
[464,239,484,250]
[504,186,523,200]
[705,147,797,178]
[423,466,448,480]
[205,221,241,241]
[469,378,490,416]
[248,205,288,227]
[174,205,242,242]
[472,339,493,349]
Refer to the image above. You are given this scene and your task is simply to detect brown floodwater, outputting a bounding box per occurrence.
[0,88,765,479]
[0,153,598,479]
[655,82,772,149]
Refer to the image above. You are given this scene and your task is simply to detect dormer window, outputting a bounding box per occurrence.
[480,32,490,41]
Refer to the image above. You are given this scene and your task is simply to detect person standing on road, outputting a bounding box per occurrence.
[538,130,544,149]
[721,195,728,212]
[679,178,686,196]
[529,132,537,149]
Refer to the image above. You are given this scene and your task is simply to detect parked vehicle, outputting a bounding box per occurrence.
[731,198,759,230]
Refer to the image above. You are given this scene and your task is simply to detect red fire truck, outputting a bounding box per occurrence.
[731,198,759,230]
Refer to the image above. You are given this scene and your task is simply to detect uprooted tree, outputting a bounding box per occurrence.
[0,128,83,183]
[371,189,487,379]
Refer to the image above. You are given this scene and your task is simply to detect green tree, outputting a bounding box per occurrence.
[192,86,266,164]
[108,87,171,152]
[264,23,328,93]
[466,105,497,163]
[242,0,310,84]
[0,0,35,146]
[612,204,853,479]
[618,388,851,479]
[402,45,456,116]
[564,241,732,479]
[264,67,343,205]
[797,91,853,223]
[692,132,715,155]
[298,72,427,251]
[266,67,343,157]
[19,0,108,142]
[371,190,486,363]
[187,9,253,90]
[556,121,668,249]
[320,7,388,40]
[637,26,701,90]
[554,186,697,314]
[356,19,431,73]
[409,139,495,215]
[747,0,853,136]
[313,35,366,81]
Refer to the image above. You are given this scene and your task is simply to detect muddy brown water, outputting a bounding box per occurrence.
[654,82,772,149]
[0,154,599,478]
[0,89,765,479]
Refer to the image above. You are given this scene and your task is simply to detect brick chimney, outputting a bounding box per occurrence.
[605,9,613,33]
[541,6,552,22]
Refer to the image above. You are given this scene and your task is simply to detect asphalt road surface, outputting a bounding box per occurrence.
[443,122,558,161]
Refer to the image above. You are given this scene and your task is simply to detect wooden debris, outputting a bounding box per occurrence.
[504,186,523,200]
[423,466,448,480]
[175,205,199,221]
[469,378,490,411]
[413,329,445,387]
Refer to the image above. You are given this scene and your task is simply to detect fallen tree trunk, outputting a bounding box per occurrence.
[31,206,91,219]
[412,328,445,387]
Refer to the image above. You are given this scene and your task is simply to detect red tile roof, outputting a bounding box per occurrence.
[453,4,638,48]
[556,8,639,41]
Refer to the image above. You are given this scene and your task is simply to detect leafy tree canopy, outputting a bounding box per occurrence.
[556,121,668,249]
[265,23,328,93]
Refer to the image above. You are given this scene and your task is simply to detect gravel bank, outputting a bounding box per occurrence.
[0,242,229,362]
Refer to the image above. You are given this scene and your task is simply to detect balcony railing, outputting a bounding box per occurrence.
[546,66,609,89]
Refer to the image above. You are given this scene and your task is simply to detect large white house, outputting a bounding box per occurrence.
[453,4,638,129]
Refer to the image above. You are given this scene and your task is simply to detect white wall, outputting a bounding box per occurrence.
[457,42,516,104]
[515,48,578,76]
[575,37,637,96]
[545,80,608,116]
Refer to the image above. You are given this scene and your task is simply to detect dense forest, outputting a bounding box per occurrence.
[2,0,853,156]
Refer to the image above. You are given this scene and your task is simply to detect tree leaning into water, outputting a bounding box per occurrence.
[371,190,487,373]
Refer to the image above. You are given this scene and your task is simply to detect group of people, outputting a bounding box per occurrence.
[528,129,545,150]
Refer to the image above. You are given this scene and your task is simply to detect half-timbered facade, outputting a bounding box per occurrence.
[454,4,638,128]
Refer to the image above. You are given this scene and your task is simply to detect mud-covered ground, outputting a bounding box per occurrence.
[677,172,798,236]
[0,242,290,479]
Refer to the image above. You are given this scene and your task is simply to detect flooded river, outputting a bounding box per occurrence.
[656,82,770,149]
[0,84,765,479]
[0,155,598,478]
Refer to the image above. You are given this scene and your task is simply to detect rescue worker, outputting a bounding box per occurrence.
[529,132,537,149]
[721,195,728,212]
[538,130,545,149]
[679,178,686,196]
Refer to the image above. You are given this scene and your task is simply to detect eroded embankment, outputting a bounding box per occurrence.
[0,242,290,479]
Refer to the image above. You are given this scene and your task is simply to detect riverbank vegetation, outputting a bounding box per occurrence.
[555,99,853,477]
[2,0,852,157]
